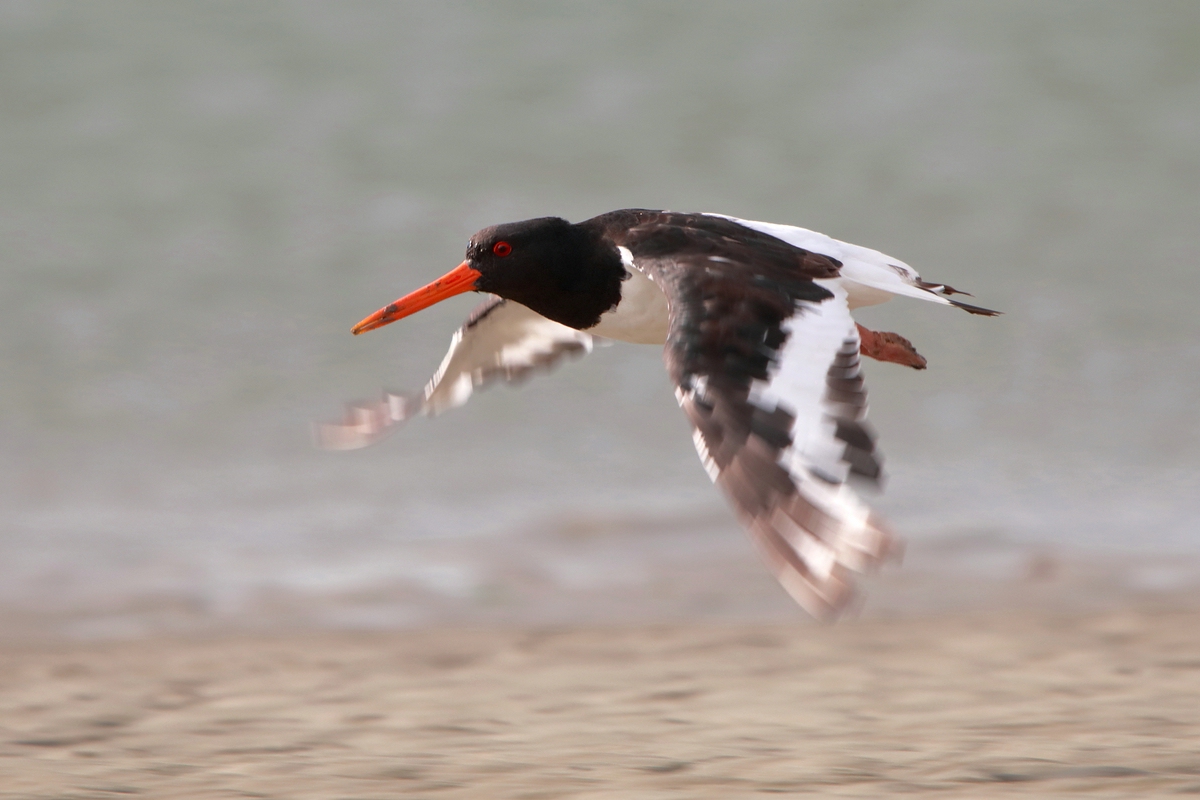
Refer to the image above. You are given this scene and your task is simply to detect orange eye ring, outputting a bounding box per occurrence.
[492,241,512,257]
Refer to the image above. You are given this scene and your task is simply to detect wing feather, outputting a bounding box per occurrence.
[625,228,898,618]
[704,213,999,316]
[315,298,593,450]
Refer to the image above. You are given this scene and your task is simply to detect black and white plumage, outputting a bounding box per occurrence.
[316,298,593,450]
[318,209,997,618]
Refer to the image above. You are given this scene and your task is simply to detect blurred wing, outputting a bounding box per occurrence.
[315,297,593,450]
[638,244,898,619]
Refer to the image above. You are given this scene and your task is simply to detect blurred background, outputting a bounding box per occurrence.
[2,0,1198,639]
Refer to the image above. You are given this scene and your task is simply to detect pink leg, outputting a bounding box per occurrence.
[856,324,927,370]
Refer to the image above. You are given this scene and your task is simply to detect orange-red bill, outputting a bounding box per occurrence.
[351,261,482,335]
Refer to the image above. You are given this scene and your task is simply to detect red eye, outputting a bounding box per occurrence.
[492,241,512,257]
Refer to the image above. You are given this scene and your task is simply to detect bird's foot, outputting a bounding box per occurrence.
[856,324,927,370]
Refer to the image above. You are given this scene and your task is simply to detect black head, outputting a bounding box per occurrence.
[464,216,627,330]
[350,215,627,336]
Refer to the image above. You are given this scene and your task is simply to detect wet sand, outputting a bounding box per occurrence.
[3,608,1200,798]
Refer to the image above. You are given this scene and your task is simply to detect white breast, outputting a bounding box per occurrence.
[586,247,671,344]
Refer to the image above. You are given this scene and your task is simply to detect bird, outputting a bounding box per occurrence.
[317,209,997,618]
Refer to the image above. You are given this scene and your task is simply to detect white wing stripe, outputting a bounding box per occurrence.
[748,281,860,487]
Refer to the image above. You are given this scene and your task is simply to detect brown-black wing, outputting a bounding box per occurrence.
[619,215,898,618]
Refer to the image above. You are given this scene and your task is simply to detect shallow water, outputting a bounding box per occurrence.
[2,1,1199,637]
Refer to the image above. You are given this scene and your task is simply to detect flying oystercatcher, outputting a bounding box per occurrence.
[318,210,997,618]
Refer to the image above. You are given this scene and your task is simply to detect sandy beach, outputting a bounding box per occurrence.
[4,607,1200,798]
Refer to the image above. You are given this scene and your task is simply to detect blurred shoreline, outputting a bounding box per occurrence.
[2,518,1197,642]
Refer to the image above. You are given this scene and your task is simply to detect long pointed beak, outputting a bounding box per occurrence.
[351,261,482,335]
